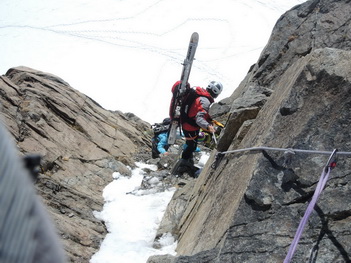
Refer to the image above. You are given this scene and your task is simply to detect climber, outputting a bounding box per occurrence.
[172,80,223,176]
[182,131,204,153]
[0,121,66,263]
[151,117,171,158]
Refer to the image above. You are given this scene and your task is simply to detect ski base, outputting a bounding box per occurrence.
[168,32,199,146]
[168,120,178,145]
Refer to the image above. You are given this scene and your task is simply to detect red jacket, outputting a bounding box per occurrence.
[181,86,214,131]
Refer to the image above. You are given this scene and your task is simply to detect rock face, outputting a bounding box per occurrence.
[0,66,151,262]
[2,0,351,262]
[150,0,351,262]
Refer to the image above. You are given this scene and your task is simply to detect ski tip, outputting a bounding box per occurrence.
[191,32,199,42]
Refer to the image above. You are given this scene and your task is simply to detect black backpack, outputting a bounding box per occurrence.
[180,88,201,127]
[151,122,170,159]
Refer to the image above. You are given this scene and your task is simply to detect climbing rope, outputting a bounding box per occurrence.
[211,146,350,261]
[284,149,338,263]
[211,146,351,169]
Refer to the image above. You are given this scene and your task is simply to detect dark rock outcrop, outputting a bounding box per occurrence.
[150,0,351,262]
[0,66,151,262]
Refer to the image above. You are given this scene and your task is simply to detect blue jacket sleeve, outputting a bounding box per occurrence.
[157,133,168,154]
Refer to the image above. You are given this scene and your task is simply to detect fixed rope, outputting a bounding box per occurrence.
[283,149,338,263]
[211,146,351,261]
[211,146,351,169]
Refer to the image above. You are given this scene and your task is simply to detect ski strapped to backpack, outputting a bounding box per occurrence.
[168,32,199,145]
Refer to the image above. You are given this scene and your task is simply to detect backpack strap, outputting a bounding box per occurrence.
[152,123,170,136]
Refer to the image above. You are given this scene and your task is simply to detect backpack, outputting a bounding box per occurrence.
[180,87,213,127]
[151,122,170,158]
[180,88,199,127]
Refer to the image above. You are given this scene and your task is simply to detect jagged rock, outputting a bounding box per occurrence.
[154,178,196,240]
[230,84,272,111]
[216,106,260,152]
[147,254,176,263]
[2,1,351,262]
[251,0,351,88]
[208,97,231,121]
[0,66,151,262]
[150,0,351,262]
[162,48,351,261]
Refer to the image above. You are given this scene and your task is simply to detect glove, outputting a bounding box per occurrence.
[207,125,216,133]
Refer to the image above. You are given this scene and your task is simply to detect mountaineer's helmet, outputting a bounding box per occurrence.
[206,81,223,98]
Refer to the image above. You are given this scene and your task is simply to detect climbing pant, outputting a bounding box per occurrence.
[181,129,199,160]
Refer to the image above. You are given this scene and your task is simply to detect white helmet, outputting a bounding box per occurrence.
[206,81,223,98]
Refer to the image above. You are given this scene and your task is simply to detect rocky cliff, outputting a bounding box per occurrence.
[2,0,351,262]
[0,66,151,262]
[149,0,351,262]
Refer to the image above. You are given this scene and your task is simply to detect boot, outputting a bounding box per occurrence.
[171,158,194,176]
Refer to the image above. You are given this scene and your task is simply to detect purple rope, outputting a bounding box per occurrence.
[284,150,337,263]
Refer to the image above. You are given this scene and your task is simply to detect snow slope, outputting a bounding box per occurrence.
[1,0,306,124]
